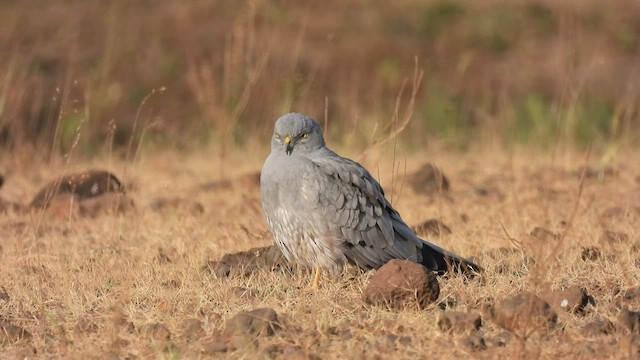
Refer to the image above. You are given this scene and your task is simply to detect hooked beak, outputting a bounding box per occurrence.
[284,136,293,156]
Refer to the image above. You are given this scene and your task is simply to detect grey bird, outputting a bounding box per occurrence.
[260,113,480,289]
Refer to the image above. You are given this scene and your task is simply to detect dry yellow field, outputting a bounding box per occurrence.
[1,146,639,359]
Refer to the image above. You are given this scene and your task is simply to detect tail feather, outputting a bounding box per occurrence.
[420,240,481,275]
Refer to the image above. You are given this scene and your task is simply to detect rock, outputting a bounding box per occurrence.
[181,319,205,342]
[204,261,231,278]
[30,170,124,209]
[461,332,487,351]
[412,219,452,237]
[485,330,513,347]
[619,309,640,334]
[619,287,640,301]
[77,192,134,217]
[204,308,282,353]
[201,245,289,278]
[0,287,9,301]
[581,319,615,336]
[363,259,440,309]
[529,227,560,241]
[488,293,558,335]
[540,287,595,314]
[407,163,449,195]
[201,337,231,354]
[150,197,204,215]
[42,192,133,219]
[437,311,482,334]
[581,247,601,261]
[0,321,32,344]
[224,308,281,338]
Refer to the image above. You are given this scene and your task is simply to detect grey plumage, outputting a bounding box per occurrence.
[260,113,479,276]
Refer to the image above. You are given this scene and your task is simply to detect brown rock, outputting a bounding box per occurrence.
[489,293,558,335]
[35,189,133,219]
[407,163,449,195]
[581,247,601,261]
[581,319,615,336]
[223,308,281,338]
[363,259,440,309]
[226,333,255,352]
[204,308,282,353]
[485,330,513,347]
[461,332,487,352]
[437,311,482,334]
[541,287,595,314]
[0,287,9,301]
[620,287,640,301]
[150,197,204,215]
[78,192,134,217]
[200,336,230,354]
[30,170,124,209]
[412,219,452,237]
[619,309,640,334]
[201,245,289,278]
[0,321,32,344]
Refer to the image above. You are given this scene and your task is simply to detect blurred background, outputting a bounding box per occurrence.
[0,0,638,157]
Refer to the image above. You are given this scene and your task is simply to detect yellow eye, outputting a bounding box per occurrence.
[302,133,309,138]
[275,134,280,139]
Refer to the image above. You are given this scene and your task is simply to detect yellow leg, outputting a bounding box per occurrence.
[308,267,322,290]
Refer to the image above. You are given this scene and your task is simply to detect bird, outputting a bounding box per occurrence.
[260,113,480,289]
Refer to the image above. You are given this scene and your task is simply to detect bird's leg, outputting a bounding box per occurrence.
[308,267,322,290]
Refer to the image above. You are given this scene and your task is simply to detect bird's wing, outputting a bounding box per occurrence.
[301,151,421,269]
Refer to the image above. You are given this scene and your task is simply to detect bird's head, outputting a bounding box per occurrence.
[271,113,325,156]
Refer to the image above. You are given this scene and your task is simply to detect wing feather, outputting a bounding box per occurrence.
[301,151,422,269]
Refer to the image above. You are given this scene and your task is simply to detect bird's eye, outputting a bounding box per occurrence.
[302,133,309,138]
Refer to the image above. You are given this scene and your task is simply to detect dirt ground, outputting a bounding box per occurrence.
[0,147,639,359]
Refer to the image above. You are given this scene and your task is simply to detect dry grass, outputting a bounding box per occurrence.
[1,146,639,359]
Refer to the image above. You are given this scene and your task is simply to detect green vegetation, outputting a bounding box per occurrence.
[0,0,637,156]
